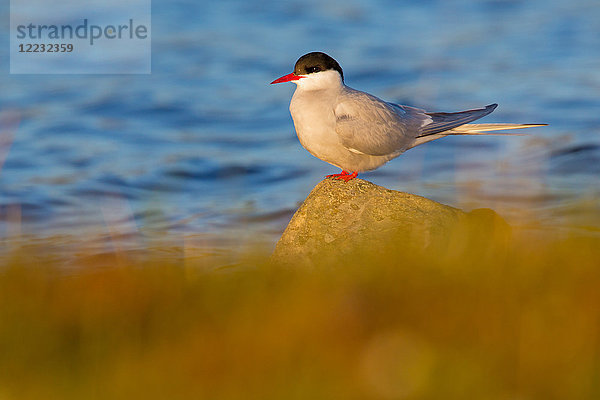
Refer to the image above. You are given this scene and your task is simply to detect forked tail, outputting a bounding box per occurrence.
[411,104,546,148]
[446,123,548,134]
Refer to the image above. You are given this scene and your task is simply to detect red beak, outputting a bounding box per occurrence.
[270,73,304,84]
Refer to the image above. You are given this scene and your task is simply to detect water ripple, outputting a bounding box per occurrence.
[0,0,598,244]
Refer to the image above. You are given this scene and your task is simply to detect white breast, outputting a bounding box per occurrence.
[289,84,345,168]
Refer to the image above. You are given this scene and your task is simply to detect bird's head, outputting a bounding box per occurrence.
[271,52,344,90]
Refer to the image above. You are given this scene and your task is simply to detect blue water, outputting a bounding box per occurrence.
[1,0,599,251]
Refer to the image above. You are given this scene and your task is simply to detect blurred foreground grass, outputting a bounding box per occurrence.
[1,225,600,400]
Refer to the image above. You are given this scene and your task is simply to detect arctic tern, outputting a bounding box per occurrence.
[271,52,545,182]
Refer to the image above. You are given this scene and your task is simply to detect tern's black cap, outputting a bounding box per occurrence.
[293,52,344,82]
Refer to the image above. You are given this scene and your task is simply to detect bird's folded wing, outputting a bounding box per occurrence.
[334,90,428,156]
[418,104,498,137]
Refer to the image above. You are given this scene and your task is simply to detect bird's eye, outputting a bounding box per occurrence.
[306,66,321,74]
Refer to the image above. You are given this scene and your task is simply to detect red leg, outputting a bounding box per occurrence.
[326,170,358,182]
[326,170,349,178]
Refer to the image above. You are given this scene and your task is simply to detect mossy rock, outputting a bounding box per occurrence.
[271,178,510,268]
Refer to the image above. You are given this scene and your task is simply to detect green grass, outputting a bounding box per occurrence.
[1,226,599,399]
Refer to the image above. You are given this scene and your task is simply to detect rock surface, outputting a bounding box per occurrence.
[271,178,510,268]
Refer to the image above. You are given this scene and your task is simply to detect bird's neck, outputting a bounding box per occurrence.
[294,70,344,92]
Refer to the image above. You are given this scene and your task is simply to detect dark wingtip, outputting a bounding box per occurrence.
[482,103,498,117]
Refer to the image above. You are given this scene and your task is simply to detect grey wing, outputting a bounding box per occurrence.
[334,89,430,156]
